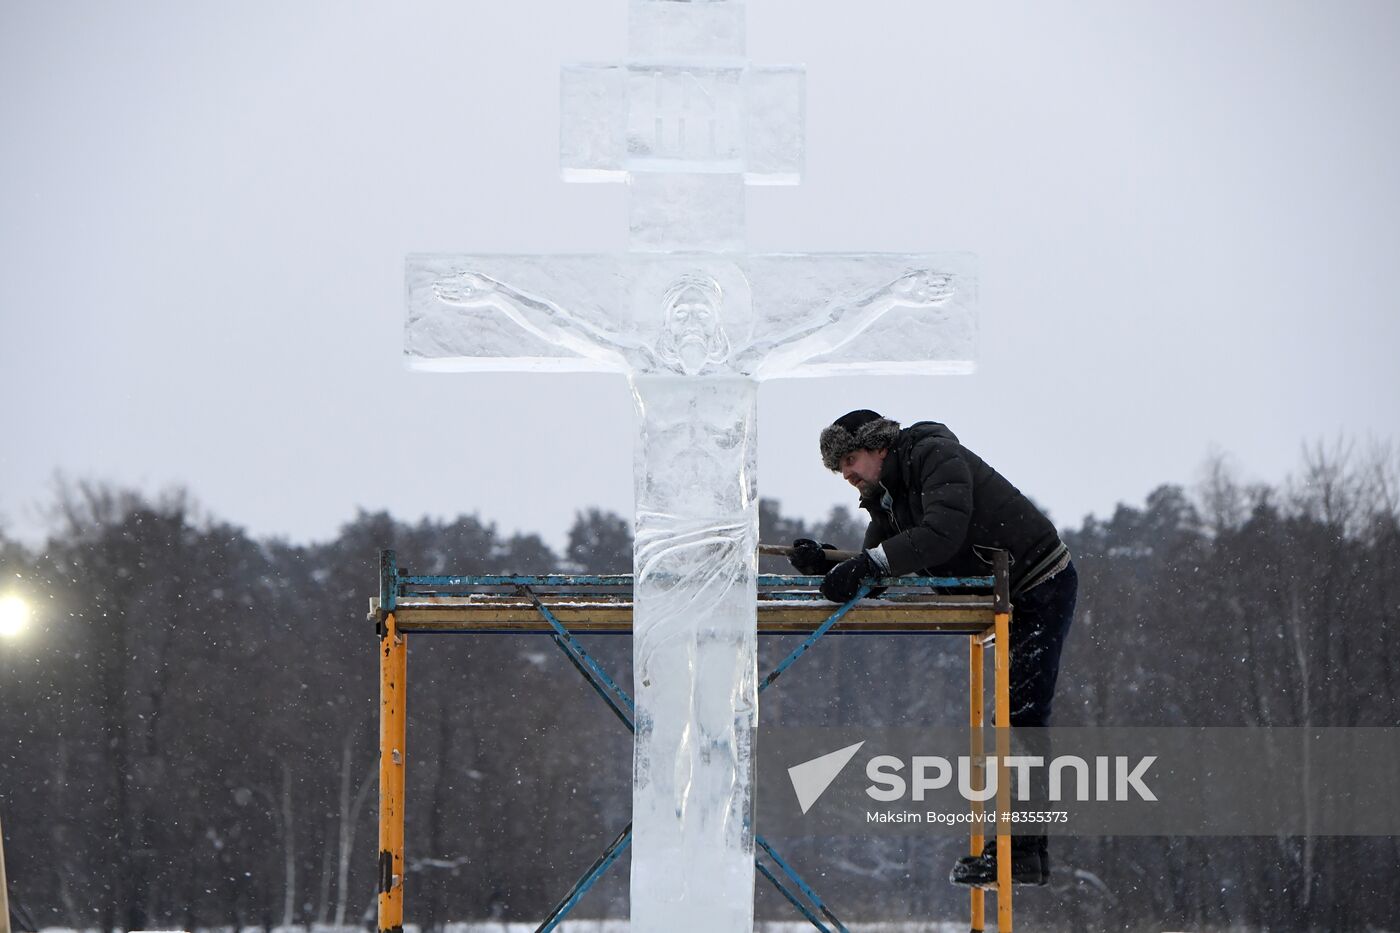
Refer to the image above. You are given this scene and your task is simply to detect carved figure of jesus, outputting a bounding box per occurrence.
[428,261,957,923]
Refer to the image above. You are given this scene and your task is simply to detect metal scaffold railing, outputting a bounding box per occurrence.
[371,549,1016,933]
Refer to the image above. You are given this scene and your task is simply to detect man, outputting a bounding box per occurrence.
[789,409,1077,887]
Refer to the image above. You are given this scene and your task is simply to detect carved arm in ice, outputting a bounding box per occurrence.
[743,269,957,378]
[433,270,653,372]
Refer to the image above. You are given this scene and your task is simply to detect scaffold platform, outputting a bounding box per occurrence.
[371,550,1018,933]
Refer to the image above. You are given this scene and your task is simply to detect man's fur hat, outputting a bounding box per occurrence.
[819,409,902,472]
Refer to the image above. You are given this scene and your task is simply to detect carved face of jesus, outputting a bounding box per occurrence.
[657,274,730,375]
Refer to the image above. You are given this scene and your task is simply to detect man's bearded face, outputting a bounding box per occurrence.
[840,448,886,494]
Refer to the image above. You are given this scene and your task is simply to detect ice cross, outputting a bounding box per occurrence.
[405,3,975,930]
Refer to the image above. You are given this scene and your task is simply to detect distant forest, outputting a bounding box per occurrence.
[2,443,1399,932]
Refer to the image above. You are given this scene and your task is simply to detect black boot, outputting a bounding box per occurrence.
[949,840,1048,888]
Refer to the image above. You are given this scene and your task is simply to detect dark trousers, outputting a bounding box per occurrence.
[1004,561,1078,855]
[1008,560,1078,728]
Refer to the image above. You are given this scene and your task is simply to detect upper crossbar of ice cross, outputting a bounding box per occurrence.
[561,0,804,184]
[561,65,805,184]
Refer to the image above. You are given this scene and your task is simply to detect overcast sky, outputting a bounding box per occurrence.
[3,1,1398,554]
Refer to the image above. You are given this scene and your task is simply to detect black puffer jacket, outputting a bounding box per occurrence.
[859,421,1066,594]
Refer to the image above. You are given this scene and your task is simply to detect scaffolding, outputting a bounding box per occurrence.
[371,549,1017,932]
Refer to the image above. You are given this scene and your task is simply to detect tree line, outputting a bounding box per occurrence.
[1,443,1398,931]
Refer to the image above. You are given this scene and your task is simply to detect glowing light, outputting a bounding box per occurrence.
[0,593,30,639]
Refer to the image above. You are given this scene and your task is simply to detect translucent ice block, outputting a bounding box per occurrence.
[629,174,747,252]
[629,0,747,63]
[560,64,804,183]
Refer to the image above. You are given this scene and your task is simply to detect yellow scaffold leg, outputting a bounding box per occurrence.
[994,604,1012,931]
[379,611,407,933]
[969,634,986,933]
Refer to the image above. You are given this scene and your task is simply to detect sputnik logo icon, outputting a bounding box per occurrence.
[787,741,865,814]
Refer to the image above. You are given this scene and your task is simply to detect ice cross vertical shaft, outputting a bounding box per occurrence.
[630,373,759,930]
[405,2,977,929]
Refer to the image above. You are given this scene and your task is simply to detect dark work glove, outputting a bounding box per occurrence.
[789,538,838,576]
[820,552,881,603]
